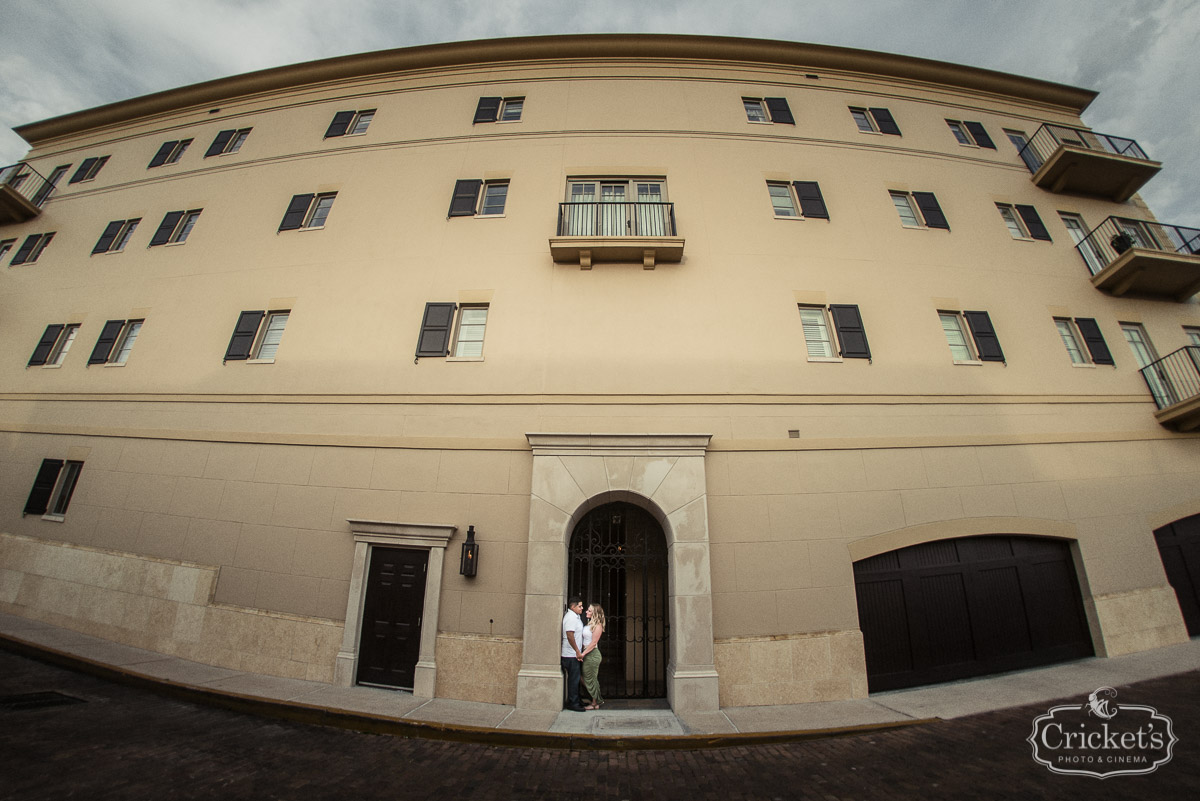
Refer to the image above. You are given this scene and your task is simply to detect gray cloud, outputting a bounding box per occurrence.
[2,0,1197,221]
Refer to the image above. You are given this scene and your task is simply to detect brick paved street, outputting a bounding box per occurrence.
[0,648,1195,800]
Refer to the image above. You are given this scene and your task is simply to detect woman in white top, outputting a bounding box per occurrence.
[580,603,606,710]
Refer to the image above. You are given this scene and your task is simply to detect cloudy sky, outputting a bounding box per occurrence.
[2,0,1198,222]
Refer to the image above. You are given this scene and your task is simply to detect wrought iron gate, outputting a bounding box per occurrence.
[568,502,669,699]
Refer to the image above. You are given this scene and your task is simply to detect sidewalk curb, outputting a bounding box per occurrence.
[1,634,938,750]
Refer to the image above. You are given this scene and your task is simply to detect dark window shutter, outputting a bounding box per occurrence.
[28,324,65,366]
[1074,318,1114,365]
[448,180,482,217]
[69,158,97,184]
[793,181,829,220]
[1015,204,1051,241]
[830,304,871,359]
[964,311,1005,362]
[473,97,501,123]
[205,129,235,157]
[869,107,901,135]
[764,97,794,125]
[964,121,996,149]
[279,194,314,231]
[92,220,125,254]
[150,211,184,246]
[416,302,457,357]
[224,311,264,361]
[324,111,355,138]
[88,320,126,365]
[148,141,177,168]
[912,192,949,230]
[10,234,40,265]
[23,459,63,516]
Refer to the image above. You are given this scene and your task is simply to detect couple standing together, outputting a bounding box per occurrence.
[560,596,605,711]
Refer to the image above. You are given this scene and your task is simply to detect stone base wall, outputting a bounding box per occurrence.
[713,629,868,707]
[1089,585,1190,658]
[0,532,342,682]
[434,632,522,705]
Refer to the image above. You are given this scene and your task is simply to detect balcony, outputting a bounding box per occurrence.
[1016,124,1161,202]
[549,202,684,269]
[0,163,54,224]
[1075,216,1200,301]
[1140,346,1200,431]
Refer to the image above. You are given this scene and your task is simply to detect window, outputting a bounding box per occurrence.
[9,232,55,265]
[767,181,829,219]
[849,107,901,135]
[1186,327,1200,347]
[324,110,375,138]
[68,156,109,184]
[23,459,83,520]
[891,191,948,230]
[91,219,141,254]
[88,319,143,366]
[204,128,251,157]
[448,180,509,217]
[278,193,336,231]
[995,204,1051,241]
[149,209,201,246]
[940,310,1004,363]
[148,139,192,168]
[0,239,13,261]
[474,97,524,123]
[1059,212,1104,275]
[798,304,871,361]
[28,323,80,367]
[560,179,671,236]
[451,306,489,358]
[224,310,289,362]
[945,120,996,149]
[1122,322,1175,406]
[742,97,794,125]
[1006,129,1042,173]
[1054,318,1113,366]
[32,164,69,206]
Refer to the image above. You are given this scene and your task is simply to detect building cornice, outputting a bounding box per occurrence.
[14,34,1096,145]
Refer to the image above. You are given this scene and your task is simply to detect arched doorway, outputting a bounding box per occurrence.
[568,501,669,699]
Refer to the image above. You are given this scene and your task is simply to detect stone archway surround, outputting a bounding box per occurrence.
[516,433,720,713]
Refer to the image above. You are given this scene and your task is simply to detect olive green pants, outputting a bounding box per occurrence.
[582,648,603,705]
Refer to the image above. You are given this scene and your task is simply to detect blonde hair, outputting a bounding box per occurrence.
[587,603,606,630]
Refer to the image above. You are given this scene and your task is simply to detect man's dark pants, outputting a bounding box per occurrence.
[561,655,583,709]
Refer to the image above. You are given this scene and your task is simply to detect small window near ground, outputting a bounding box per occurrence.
[24,458,84,520]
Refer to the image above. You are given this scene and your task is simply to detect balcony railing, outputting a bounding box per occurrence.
[1075,216,1200,301]
[0,162,55,224]
[550,201,684,269]
[1139,346,1200,431]
[1016,123,1161,202]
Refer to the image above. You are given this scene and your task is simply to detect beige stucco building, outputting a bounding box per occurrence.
[2,34,1198,715]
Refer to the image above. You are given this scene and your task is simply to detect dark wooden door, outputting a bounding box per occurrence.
[854,536,1093,692]
[1155,514,1200,635]
[357,547,428,690]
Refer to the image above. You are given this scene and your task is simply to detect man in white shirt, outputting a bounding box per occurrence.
[561,596,585,711]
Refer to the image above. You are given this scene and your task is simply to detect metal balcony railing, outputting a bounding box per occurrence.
[1074,216,1200,277]
[1015,123,1153,175]
[0,162,56,208]
[556,201,677,237]
[1139,346,1200,411]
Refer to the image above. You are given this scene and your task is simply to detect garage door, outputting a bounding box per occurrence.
[854,536,1094,692]
[1154,514,1200,636]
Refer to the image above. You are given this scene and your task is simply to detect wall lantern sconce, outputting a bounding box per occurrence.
[460,525,479,577]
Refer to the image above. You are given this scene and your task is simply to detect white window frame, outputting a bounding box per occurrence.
[249,311,290,362]
[74,157,108,183]
[798,305,841,362]
[1185,326,1200,347]
[171,210,201,244]
[105,320,143,366]
[946,120,974,146]
[891,192,923,228]
[219,128,252,156]
[43,461,84,522]
[498,97,524,122]
[26,233,55,263]
[164,139,191,164]
[0,239,14,261]
[743,98,771,124]
[767,182,799,218]
[303,194,336,230]
[939,311,982,365]
[478,181,509,217]
[850,107,878,133]
[1054,318,1093,367]
[346,109,376,136]
[448,305,489,361]
[996,204,1031,240]
[45,324,80,368]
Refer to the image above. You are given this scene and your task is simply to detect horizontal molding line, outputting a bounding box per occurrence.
[0,393,1153,406]
[0,424,1189,452]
